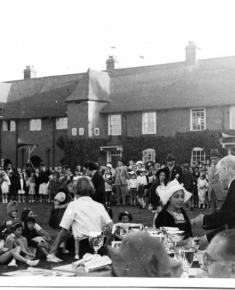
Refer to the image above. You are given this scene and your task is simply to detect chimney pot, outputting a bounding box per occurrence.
[106,55,115,70]
[185,41,200,65]
[23,65,36,79]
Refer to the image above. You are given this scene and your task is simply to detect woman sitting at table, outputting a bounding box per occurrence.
[155,179,193,239]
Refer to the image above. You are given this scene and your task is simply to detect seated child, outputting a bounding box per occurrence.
[5,223,39,266]
[23,217,50,258]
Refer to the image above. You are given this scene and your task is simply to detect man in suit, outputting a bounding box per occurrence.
[191,155,235,246]
[166,153,183,184]
[84,161,105,205]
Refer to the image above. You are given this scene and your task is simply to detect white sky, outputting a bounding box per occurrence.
[0,0,235,81]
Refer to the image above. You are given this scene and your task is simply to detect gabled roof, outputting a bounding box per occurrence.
[66,69,110,102]
[102,56,235,113]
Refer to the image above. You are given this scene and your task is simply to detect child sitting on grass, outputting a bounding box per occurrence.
[5,223,39,267]
[23,217,50,259]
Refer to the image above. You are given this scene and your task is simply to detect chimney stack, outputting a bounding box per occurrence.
[106,55,115,70]
[185,41,200,65]
[23,65,36,79]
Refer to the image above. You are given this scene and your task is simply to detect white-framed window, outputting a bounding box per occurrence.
[108,114,121,136]
[191,147,206,166]
[229,106,235,129]
[71,128,77,136]
[2,120,16,132]
[10,121,16,132]
[142,112,157,134]
[143,148,156,163]
[190,108,206,131]
[56,117,68,130]
[79,128,84,136]
[29,119,41,131]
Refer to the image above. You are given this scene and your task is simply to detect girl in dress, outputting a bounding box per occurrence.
[136,169,148,209]
[103,165,114,206]
[17,171,26,203]
[197,170,209,209]
[28,172,36,203]
[127,172,137,206]
[1,170,11,204]
[155,179,193,239]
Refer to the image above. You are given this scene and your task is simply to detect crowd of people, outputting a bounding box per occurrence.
[0,150,235,278]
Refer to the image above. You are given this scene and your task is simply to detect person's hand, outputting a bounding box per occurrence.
[191,214,204,228]
[198,235,208,250]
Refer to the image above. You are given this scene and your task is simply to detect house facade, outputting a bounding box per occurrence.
[0,42,235,168]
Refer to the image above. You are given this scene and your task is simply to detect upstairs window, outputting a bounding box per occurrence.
[56,117,68,130]
[190,108,206,131]
[29,119,41,131]
[191,147,206,166]
[108,114,121,136]
[229,106,235,129]
[2,120,16,132]
[142,112,157,134]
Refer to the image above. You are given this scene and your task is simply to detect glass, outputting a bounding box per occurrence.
[177,248,195,276]
[89,232,104,254]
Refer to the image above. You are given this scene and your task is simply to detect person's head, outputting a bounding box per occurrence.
[13,223,23,237]
[40,163,46,172]
[216,155,235,187]
[21,208,34,222]
[210,149,222,166]
[158,179,192,209]
[108,232,182,277]
[156,167,169,184]
[204,229,235,278]
[74,176,94,197]
[166,154,176,168]
[25,217,36,230]
[54,192,66,204]
[129,171,136,179]
[105,164,112,174]
[118,211,133,223]
[117,160,123,167]
[199,170,206,178]
[84,162,99,177]
[129,160,134,166]
[7,201,18,219]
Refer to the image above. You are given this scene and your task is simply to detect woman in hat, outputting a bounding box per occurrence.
[155,179,193,239]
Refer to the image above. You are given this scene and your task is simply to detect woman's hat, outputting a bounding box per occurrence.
[136,160,143,165]
[108,231,182,277]
[158,179,192,205]
[54,192,66,203]
[106,164,112,169]
[7,201,18,216]
[156,167,170,180]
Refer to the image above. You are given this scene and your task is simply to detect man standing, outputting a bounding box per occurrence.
[114,160,128,206]
[207,149,225,212]
[166,154,183,184]
[84,161,105,205]
[191,155,235,245]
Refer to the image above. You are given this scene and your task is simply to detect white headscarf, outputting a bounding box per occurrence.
[158,179,192,205]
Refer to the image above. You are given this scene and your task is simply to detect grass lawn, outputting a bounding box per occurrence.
[0,202,210,275]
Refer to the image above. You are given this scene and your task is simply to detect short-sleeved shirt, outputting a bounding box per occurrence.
[59,196,112,239]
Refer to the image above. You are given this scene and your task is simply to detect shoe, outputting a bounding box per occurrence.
[75,255,79,260]
[27,259,40,267]
[8,258,18,267]
[47,254,62,263]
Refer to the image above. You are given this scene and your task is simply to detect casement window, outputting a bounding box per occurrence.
[143,148,156,163]
[56,117,68,130]
[229,106,235,129]
[29,119,41,131]
[191,147,206,166]
[190,108,206,131]
[142,112,157,134]
[108,114,121,136]
[2,120,16,132]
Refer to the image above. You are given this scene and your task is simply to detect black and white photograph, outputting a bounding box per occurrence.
[0,0,235,289]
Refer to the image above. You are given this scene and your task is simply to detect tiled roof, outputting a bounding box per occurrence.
[101,56,235,113]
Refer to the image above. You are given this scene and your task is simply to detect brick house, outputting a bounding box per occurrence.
[0,42,235,168]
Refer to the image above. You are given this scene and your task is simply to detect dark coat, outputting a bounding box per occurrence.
[168,165,183,184]
[155,207,192,239]
[91,171,105,204]
[203,179,235,241]
[148,179,161,209]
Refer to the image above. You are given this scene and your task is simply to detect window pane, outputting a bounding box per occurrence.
[2,121,8,131]
[56,117,68,130]
[10,121,16,132]
[30,119,41,131]
[142,112,156,134]
[230,106,235,129]
[108,114,121,135]
[191,109,206,131]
